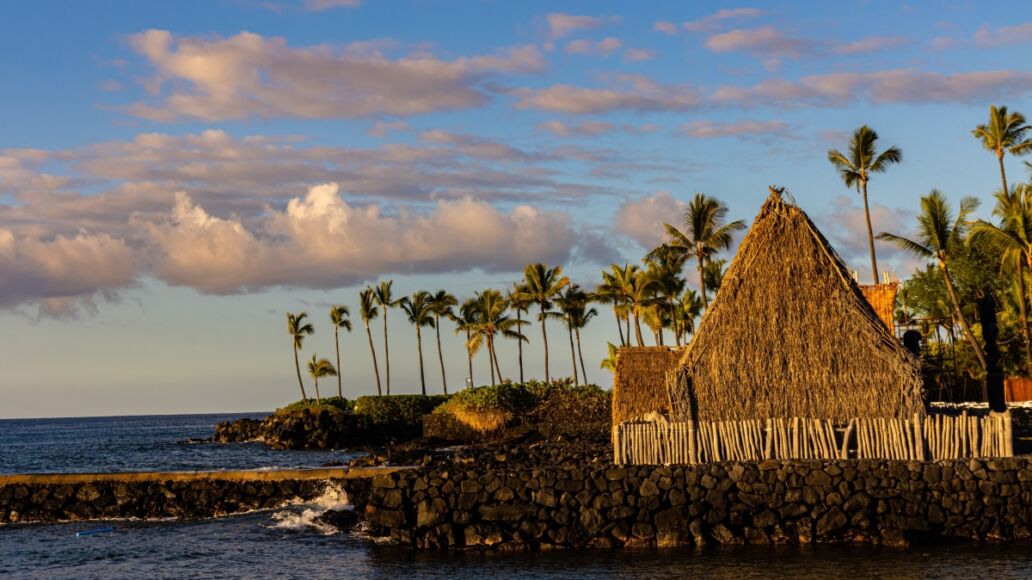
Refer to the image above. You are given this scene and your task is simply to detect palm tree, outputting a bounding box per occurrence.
[286,312,315,402]
[506,283,531,382]
[400,291,435,396]
[972,105,1032,196]
[702,258,727,297]
[570,299,598,384]
[373,280,403,395]
[658,194,745,309]
[452,298,482,388]
[597,264,636,346]
[428,290,457,394]
[828,125,903,284]
[306,355,337,403]
[329,305,351,399]
[359,288,382,396]
[878,190,987,372]
[626,269,658,346]
[644,258,685,346]
[470,289,525,385]
[600,342,619,373]
[557,285,589,384]
[520,263,569,382]
[678,288,704,342]
[970,184,1032,374]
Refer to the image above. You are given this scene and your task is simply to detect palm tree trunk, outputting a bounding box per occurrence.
[434,314,447,394]
[487,335,497,385]
[697,250,708,310]
[382,311,391,395]
[998,151,1009,196]
[465,329,474,388]
[862,179,879,285]
[364,322,382,396]
[314,377,320,403]
[540,303,550,382]
[492,337,504,382]
[334,328,342,399]
[625,315,631,345]
[567,321,579,385]
[940,259,988,372]
[416,326,426,396]
[1014,255,1032,376]
[575,328,588,384]
[293,345,308,402]
[633,310,644,346]
[516,309,525,383]
[613,308,625,346]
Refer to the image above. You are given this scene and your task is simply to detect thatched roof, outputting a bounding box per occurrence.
[669,190,923,423]
[612,346,683,427]
[860,282,898,332]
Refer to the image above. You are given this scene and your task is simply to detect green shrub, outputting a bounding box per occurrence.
[435,380,607,415]
[353,394,450,426]
[274,396,354,415]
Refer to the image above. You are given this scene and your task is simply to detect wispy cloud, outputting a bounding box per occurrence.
[681,8,764,33]
[565,37,622,56]
[546,13,617,39]
[516,75,701,114]
[974,22,1032,48]
[678,120,792,142]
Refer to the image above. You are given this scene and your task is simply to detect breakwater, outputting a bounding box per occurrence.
[360,457,1032,549]
[0,467,405,523]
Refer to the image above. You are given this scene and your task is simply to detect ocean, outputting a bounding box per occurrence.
[1,414,1031,578]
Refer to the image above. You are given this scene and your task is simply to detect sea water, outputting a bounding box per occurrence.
[1,414,1031,578]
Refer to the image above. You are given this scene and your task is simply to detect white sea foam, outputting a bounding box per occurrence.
[267,483,353,535]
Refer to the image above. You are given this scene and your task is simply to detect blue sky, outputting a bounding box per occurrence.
[1,1,1030,418]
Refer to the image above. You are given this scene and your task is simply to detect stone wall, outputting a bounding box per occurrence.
[360,457,1032,550]
[0,467,398,524]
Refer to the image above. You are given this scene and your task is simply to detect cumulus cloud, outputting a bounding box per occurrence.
[712,69,1032,108]
[516,75,701,114]
[124,30,543,121]
[144,184,580,294]
[679,120,792,142]
[546,13,616,39]
[614,192,686,249]
[974,23,1032,48]
[682,8,764,33]
[0,228,136,317]
[565,37,622,56]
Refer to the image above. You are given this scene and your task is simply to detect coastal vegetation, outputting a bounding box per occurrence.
[277,104,1032,406]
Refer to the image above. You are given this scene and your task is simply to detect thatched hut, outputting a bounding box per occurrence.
[860,282,899,332]
[668,190,923,423]
[611,347,683,428]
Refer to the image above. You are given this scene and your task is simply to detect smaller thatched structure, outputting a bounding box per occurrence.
[860,283,899,332]
[611,347,683,427]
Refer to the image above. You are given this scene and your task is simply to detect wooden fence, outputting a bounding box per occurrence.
[613,412,1014,466]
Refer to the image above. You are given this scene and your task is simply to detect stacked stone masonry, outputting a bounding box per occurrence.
[361,457,1032,549]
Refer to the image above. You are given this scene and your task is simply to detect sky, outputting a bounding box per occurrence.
[1,1,1031,418]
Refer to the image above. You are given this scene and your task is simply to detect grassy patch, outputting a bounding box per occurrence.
[274,396,354,415]
[433,380,611,434]
[353,394,450,427]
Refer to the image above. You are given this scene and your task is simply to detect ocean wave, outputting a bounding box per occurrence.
[266,483,353,535]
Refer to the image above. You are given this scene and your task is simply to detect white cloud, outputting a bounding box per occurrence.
[623,48,656,62]
[614,192,686,249]
[546,13,616,39]
[565,37,622,56]
[682,8,764,33]
[705,26,813,58]
[144,184,581,294]
[679,119,791,142]
[304,0,361,10]
[832,36,909,55]
[125,30,543,121]
[974,23,1032,48]
[516,75,701,114]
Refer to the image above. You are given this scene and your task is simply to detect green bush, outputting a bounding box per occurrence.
[274,396,354,415]
[435,380,608,415]
[353,394,450,426]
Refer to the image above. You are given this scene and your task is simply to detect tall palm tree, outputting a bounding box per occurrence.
[400,291,435,396]
[286,312,314,402]
[452,298,482,388]
[557,285,589,384]
[658,194,745,309]
[329,305,351,399]
[428,290,457,394]
[306,355,337,403]
[520,263,569,382]
[466,289,525,385]
[677,288,704,343]
[702,258,727,297]
[506,283,531,383]
[359,287,382,396]
[570,300,598,384]
[626,269,658,346]
[970,184,1032,374]
[972,105,1032,196]
[828,125,903,284]
[878,190,987,372]
[597,264,636,346]
[644,258,685,346]
[373,280,402,395]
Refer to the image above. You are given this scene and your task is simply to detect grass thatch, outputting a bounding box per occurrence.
[859,282,898,332]
[612,346,684,427]
[669,189,923,423]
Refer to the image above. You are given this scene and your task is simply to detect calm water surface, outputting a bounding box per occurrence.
[1,414,1030,578]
